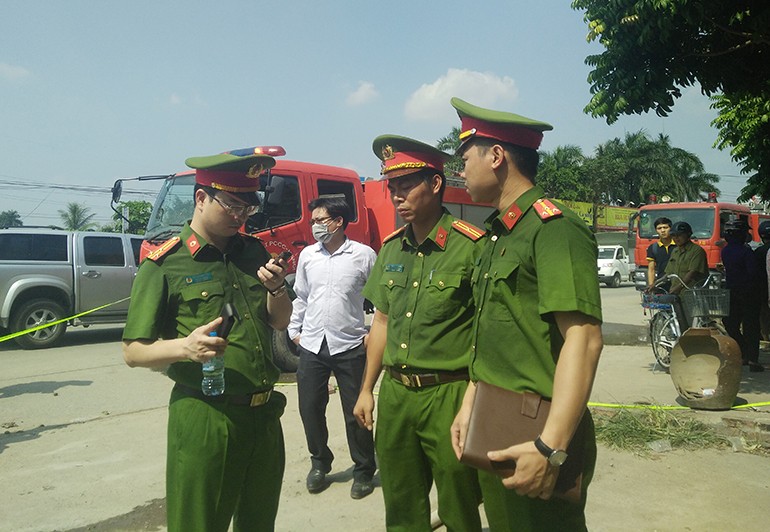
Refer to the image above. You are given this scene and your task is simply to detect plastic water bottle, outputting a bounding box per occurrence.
[201,331,225,396]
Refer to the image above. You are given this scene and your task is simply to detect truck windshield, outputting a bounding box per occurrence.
[145,174,196,240]
[638,207,716,240]
[597,248,615,259]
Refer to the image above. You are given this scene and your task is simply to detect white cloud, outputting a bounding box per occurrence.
[405,68,519,122]
[0,62,31,81]
[346,81,379,106]
[170,93,182,105]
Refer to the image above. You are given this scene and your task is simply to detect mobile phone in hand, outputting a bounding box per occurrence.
[272,250,292,267]
[217,302,240,339]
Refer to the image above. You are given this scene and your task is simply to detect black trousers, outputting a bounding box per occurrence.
[296,339,376,481]
[724,288,761,364]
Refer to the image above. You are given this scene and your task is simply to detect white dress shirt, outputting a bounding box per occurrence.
[288,237,377,355]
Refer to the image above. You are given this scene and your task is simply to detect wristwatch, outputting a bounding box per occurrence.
[534,435,568,467]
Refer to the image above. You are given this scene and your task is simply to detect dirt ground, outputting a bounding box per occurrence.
[3,311,769,531]
[67,444,770,532]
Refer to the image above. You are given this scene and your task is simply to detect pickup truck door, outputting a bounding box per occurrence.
[74,234,139,317]
[616,248,630,277]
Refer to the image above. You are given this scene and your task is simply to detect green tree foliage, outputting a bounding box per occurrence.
[537,146,592,201]
[571,0,770,200]
[0,210,23,228]
[58,202,96,231]
[436,127,464,185]
[712,92,770,200]
[537,131,718,205]
[106,200,153,234]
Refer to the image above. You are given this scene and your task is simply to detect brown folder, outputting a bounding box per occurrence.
[459,380,584,503]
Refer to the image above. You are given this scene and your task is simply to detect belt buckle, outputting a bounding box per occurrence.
[399,373,411,387]
[250,389,271,407]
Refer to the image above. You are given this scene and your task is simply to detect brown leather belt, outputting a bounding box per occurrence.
[175,384,273,407]
[386,366,469,388]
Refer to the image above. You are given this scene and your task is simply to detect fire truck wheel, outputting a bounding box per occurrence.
[272,329,299,372]
[12,298,68,350]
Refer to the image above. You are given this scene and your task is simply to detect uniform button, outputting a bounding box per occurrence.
[244,313,251,320]
[388,279,394,286]
[400,343,407,349]
[406,312,412,318]
[472,344,476,351]
[412,281,419,288]
[233,283,239,289]
[417,252,424,257]
[491,235,498,242]
[262,379,268,385]
[483,273,489,279]
[438,280,445,287]
[201,291,208,297]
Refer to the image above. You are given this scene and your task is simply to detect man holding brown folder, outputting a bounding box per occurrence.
[449,98,603,531]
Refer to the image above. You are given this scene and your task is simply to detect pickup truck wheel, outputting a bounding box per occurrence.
[609,272,622,288]
[272,330,299,372]
[12,299,68,350]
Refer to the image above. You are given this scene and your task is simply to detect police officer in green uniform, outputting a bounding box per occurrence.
[448,99,603,532]
[122,149,292,532]
[353,135,484,531]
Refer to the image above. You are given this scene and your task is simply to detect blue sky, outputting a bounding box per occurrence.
[0,1,749,227]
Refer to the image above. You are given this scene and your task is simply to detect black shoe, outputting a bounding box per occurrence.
[749,362,765,373]
[350,478,374,499]
[306,469,328,494]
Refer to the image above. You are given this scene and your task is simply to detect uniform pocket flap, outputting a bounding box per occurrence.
[180,280,225,302]
[428,272,462,290]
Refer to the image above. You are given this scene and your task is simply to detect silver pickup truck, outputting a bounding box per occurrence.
[0,228,144,349]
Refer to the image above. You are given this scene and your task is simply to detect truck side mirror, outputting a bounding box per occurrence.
[111,180,123,204]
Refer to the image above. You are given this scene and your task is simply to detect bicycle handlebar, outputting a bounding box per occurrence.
[653,273,712,291]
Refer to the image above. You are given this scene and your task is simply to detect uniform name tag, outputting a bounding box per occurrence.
[385,264,405,273]
[184,272,214,284]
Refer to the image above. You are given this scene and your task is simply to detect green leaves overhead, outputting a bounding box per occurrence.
[571,0,770,200]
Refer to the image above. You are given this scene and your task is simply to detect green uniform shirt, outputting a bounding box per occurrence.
[470,186,602,397]
[123,223,279,393]
[362,210,482,371]
[664,240,708,290]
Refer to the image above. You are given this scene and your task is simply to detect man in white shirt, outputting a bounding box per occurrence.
[288,195,377,499]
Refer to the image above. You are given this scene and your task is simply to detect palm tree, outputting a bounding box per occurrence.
[58,202,97,231]
[0,210,23,228]
[436,127,464,182]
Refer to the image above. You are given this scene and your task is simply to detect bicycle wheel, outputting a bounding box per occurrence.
[650,312,678,369]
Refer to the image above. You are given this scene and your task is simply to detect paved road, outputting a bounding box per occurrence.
[2,286,769,531]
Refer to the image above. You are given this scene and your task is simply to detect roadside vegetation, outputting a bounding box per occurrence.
[592,406,768,456]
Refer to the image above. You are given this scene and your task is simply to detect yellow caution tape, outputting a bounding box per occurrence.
[0,297,131,344]
[588,401,770,411]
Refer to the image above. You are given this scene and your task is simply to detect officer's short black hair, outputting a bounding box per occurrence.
[653,217,672,229]
[469,137,539,180]
[308,196,351,229]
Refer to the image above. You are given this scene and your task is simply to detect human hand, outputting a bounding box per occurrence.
[258,256,289,293]
[182,317,227,363]
[488,441,558,499]
[450,403,473,460]
[291,335,301,346]
[353,391,375,430]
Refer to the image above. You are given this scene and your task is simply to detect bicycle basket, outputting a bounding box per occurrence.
[680,288,730,318]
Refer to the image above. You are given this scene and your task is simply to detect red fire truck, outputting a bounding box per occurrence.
[629,193,770,289]
[111,146,493,370]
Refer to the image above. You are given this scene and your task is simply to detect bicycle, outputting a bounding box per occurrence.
[641,273,730,370]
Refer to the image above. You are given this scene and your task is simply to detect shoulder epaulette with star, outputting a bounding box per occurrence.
[451,219,485,241]
[145,236,181,262]
[239,231,263,241]
[533,198,563,222]
[382,226,406,244]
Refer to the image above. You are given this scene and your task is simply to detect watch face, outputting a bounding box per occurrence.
[549,450,568,467]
